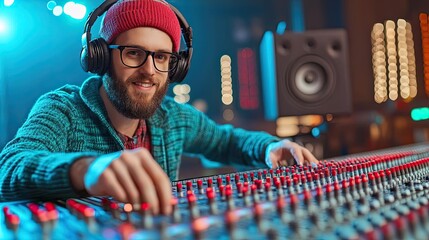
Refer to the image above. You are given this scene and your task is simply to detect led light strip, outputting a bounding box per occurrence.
[419,13,429,97]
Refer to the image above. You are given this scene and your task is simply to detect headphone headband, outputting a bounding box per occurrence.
[80,0,193,83]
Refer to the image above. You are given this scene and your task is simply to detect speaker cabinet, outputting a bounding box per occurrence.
[274,29,352,116]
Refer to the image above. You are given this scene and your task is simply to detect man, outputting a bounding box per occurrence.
[0,0,318,215]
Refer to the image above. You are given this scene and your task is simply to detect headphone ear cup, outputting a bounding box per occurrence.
[92,38,110,75]
[170,49,192,83]
[80,43,92,73]
[80,38,110,75]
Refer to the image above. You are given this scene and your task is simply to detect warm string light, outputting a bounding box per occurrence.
[371,19,418,104]
[220,55,233,106]
[371,23,388,103]
[173,84,191,104]
[397,19,410,99]
[386,20,398,101]
[406,22,417,98]
[419,13,429,97]
[220,55,234,121]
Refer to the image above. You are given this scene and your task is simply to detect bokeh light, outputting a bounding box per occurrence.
[52,6,63,16]
[4,0,14,7]
[46,1,57,10]
[64,1,87,20]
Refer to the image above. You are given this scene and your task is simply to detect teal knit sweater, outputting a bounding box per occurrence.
[0,77,279,201]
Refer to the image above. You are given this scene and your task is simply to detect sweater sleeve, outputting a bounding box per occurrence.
[0,92,98,201]
[181,104,280,167]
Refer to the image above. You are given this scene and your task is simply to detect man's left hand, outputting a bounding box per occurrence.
[266,139,319,168]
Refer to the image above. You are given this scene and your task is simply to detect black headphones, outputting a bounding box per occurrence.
[80,0,193,83]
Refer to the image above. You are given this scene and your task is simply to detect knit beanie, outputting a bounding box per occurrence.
[99,0,181,52]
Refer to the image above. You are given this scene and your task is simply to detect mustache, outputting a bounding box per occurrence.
[127,77,159,85]
[127,75,158,85]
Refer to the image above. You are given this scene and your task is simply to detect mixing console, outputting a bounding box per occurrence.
[2,142,429,239]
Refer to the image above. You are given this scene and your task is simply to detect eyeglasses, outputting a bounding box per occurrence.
[109,45,180,72]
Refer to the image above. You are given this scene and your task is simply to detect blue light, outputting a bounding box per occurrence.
[318,122,328,132]
[52,6,63,16]
[411,107,429,121]
[311,127,320,138]
[46,1,57,10]
[0,16,12,46]
[290,0,305,32]
[4,0,14,7]
[260,31,278,121]
[0,18,9,36]
[276,21,287,35]
[0,5,37,48]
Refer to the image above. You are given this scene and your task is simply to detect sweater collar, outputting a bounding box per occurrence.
[80,76,109,122]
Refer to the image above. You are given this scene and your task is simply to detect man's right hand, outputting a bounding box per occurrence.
[69,148,172,215]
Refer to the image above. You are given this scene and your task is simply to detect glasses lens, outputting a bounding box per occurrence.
[153,52,179,72]
[121,47,147,68]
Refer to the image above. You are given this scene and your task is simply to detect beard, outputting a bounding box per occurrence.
[102,73,169,119]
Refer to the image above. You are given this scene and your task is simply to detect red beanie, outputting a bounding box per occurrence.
[100,0,181,52]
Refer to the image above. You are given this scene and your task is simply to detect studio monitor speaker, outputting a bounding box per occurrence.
[274,29,352,116]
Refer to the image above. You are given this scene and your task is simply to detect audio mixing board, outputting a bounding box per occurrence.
[2,142,429,239]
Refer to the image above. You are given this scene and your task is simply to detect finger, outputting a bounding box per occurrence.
[128,149,163,214]
[291,147,305,165]
[109,154,140,205]
[302,148,319,164]
[271,160,279,168]
[90,168,127,202]
[136,149,173,215]
[279,159,289,167]
[126,156,159,213]
[133,169,159,214]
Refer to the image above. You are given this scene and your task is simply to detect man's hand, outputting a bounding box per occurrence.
[266,139,319,168]
[70,148,172,215]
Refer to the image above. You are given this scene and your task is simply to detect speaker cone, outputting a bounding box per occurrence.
[287,55,335,103]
